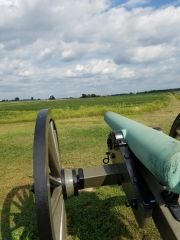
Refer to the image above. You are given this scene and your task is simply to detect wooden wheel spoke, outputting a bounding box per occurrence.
[176,127,180,137]
[48,121,61,178]
[51,187,66,240]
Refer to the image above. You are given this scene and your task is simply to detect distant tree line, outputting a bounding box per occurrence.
[1,95,56,102]
[1,87,180,102]
[110,88,180,97]
[80,93,100,98]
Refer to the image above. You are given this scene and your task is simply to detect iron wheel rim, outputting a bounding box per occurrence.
[33,109,66,240]
[169,113,180,140]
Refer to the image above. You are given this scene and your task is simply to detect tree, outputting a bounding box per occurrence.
[15,97,20,101]
[80,93,99,98]
[49,95,55,100]
[81,93,87,98]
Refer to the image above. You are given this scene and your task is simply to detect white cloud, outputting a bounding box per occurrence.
[64,59,117,77]
[18,69,33,77]
[128,44,176,63]
[61,49,75,60]
[39,48,53,59]
[122,0,150,8]
[0,0,180,99]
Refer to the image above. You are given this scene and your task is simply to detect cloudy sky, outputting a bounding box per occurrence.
[0,0,180,99]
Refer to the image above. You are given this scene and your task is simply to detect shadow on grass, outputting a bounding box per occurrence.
[1,185,38,240]
[1,185,139,240]
[66,188,137,240]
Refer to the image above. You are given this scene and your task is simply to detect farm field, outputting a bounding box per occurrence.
[0,92,180,240]
[0,93,171,123]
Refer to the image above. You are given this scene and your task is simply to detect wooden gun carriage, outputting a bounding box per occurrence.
[33,110,180,240]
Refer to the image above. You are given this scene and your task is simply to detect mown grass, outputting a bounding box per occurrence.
[0,92,179,240]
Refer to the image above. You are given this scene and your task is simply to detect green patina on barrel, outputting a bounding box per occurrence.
[104,112,180,194]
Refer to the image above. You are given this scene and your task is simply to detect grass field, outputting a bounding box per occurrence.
[175,92,180,101]
[0,93,170,123]
[0,92,180,240]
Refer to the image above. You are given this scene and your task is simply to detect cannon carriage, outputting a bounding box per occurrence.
[33,110,180,240]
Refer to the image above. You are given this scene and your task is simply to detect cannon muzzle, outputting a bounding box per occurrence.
[104,112,180,194]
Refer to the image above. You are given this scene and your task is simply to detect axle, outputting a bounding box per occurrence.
[58,163,129,199]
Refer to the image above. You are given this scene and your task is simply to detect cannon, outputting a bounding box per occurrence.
[33,110,180,240]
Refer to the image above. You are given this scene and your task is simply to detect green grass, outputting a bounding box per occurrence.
[66,186,161,240]
[174,92,180,101]
[0,93,170,123]
[0,92,179,240]
[0,93,169,111]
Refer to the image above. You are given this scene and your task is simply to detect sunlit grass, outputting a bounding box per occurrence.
[0,93,170,123]
[0,116,161,240]
[174,92,180,101]
[0,92,179,239]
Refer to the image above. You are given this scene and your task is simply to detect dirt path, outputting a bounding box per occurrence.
[135,93,180,134]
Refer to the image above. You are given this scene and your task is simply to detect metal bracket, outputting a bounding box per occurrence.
[107,131,126,150]
[103,152,110,164]
[162,190,180,222]
[107,130,156,228]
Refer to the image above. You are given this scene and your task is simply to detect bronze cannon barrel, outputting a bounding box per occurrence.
[104,112,180,194]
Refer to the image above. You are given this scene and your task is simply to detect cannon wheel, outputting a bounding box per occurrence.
[169,113,180,140]
[33,109,66,240]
